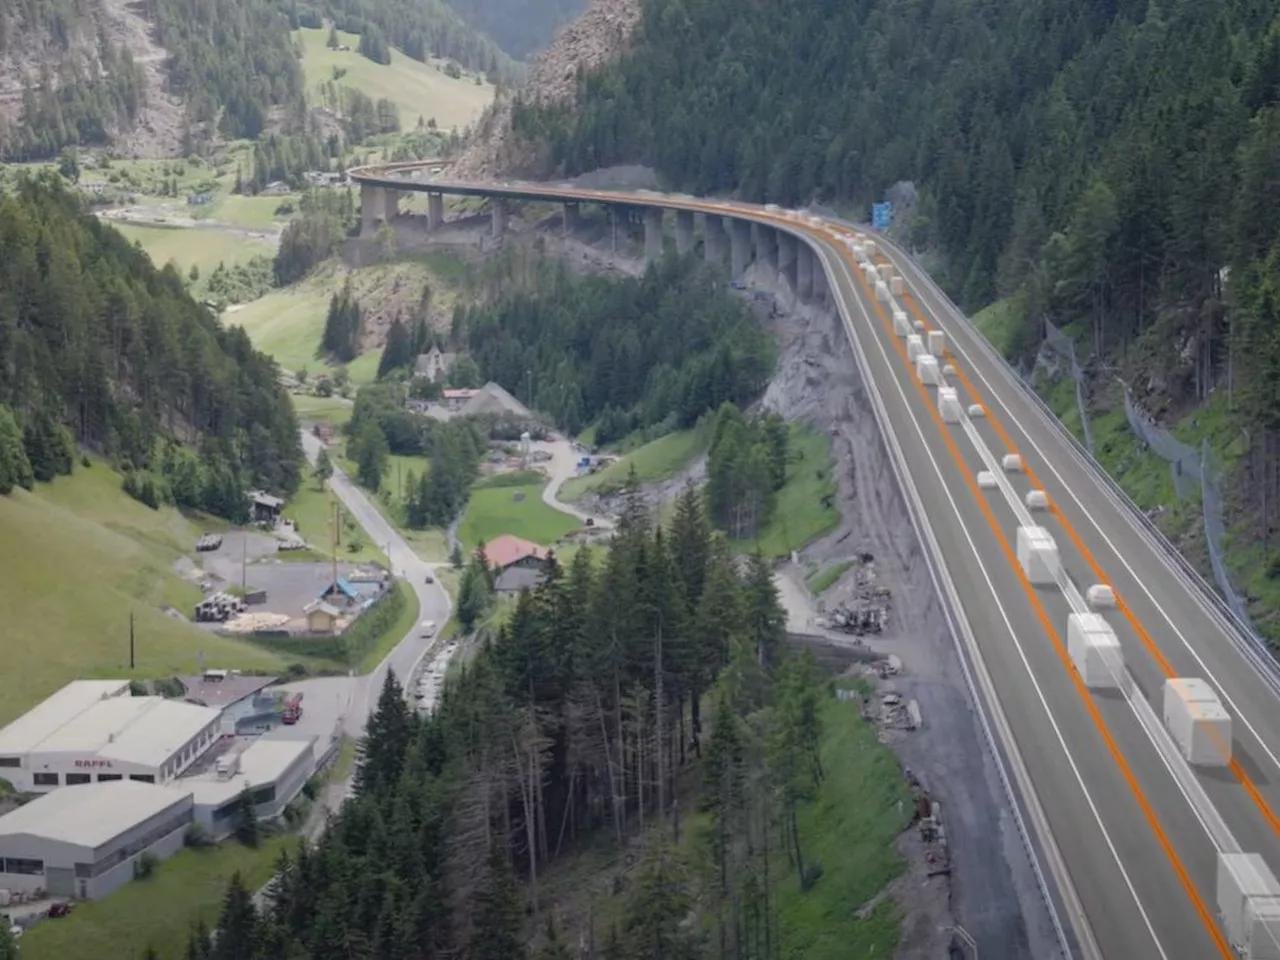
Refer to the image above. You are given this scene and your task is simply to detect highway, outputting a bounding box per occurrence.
[345,162,1280,958]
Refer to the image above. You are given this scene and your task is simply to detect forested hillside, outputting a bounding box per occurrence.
[512,0,1280,517]
[455,252,776,441]
[0,0,304,158]
[191,489,859,958]
[0,176,303,516]
[445,0,587,61]
[296,0,524,85]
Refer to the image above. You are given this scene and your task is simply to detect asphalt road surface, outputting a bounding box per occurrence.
[300,432,453,737]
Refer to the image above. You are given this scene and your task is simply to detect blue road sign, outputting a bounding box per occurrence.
[872,202,893,230]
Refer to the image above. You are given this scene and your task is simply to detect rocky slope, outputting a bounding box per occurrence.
[449,0,640,180]
[0,0,183,156]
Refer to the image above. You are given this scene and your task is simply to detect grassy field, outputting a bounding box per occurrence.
[294,27,494,133]
[284,479,385,564]
[808,559,854,594]
[773,689,911,957]
[458,483,582,552]
[290,393,354,427]
[226,277,335,378]
[0,465,296,725]
[18,837,286,960]
[231,255,467,386]
[733,425,840,558]
[114,223,274,278]
[559,428,708,502]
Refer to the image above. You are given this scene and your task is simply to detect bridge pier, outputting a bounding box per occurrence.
[778,233,798,292]
[704,214,727,267]
[427,193,444,232]
[360,185,384,236]
[729,219,752,278]
[753,223,778,271]
[563,202,580,236]
[644,208,664,263]
[675,210,695,255]
[491,198,508,237]
[797,243,815,301]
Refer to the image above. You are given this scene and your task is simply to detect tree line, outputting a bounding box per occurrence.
[0,175,303,516]
[706,403,789,541]
[456,250,776,444]
[188,479,840,958]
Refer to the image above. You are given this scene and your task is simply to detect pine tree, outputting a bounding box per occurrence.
[211,872,258,960]
[356,670,413,796]
[0,405,34,494]
[470,846,526,960]
[378,315,414,379]
[0,921,18,960]
[185,920,212,960]
[313,448,333,488]
[537,914,573,960]
[234,786,260,847]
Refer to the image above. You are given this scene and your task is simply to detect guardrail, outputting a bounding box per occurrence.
[863,225,1280,697]
[809,239,1077,959]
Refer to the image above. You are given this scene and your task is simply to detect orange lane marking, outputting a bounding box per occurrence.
[841,244,1231,955]
[891,279,1280,840]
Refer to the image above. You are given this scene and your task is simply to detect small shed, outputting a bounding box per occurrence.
[304,600,341,634]
[319,577,363,608]
[248,490,284,524]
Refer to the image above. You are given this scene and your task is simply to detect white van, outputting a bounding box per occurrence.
[419,620,437,638]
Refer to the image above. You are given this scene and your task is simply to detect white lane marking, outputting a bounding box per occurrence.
[825,248,1169,960]
[956,393,1240,859]
[885,247,1280,785]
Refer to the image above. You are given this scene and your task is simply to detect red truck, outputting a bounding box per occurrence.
[281,692,305,725]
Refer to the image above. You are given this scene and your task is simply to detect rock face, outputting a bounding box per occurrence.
[450,0,642,181]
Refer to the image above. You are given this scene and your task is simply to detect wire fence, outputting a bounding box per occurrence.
[1121,386,1257,630]
[1042,319,1097,456]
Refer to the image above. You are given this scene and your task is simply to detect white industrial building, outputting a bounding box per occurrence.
[0,681,221,793]
[0,780,193,900]
[185,736,317,838]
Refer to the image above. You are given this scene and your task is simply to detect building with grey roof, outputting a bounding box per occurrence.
[0,780,194,900]
[0,680,221,794]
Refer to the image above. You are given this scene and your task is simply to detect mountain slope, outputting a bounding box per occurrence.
[509,0,1280,550]
[0,0,304,159]
[0,174,303,510]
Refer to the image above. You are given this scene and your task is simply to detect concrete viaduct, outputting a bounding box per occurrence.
[347,161,829,303]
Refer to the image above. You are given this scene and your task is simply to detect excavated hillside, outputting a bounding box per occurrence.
[450,0,640,180]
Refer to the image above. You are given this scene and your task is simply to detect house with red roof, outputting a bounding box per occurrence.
[480,535,551,594]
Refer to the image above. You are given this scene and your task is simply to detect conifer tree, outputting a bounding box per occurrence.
[470,846,526,960]
[211,872,258,960]
[356,670,413,796]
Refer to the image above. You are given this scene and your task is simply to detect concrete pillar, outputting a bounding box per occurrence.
[609,207,619,251]
[812,258,827,303]
[778,233,798,291]
[675,210,695,255]
[797,243,815,301]
[491,198,508,237]
[563,202,580,235]
[729,219,752,278]
[383,189,399,223]
[360,185,384,236]
[753,223,778,270]
[427,193,444,232]
[644,207,664,263]
[704,214,727,266]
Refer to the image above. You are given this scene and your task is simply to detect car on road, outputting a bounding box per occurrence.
[419,620,436,639]
[424,573,434,584]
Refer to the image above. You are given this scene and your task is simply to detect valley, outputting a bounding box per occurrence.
[3,0,1280,957]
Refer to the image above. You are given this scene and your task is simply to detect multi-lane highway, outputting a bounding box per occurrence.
[345,162,1280,958]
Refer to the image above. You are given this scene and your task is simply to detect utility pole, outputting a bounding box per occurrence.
[241,533,248,596]
[129,610,135,670]
[331,498,340,588]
